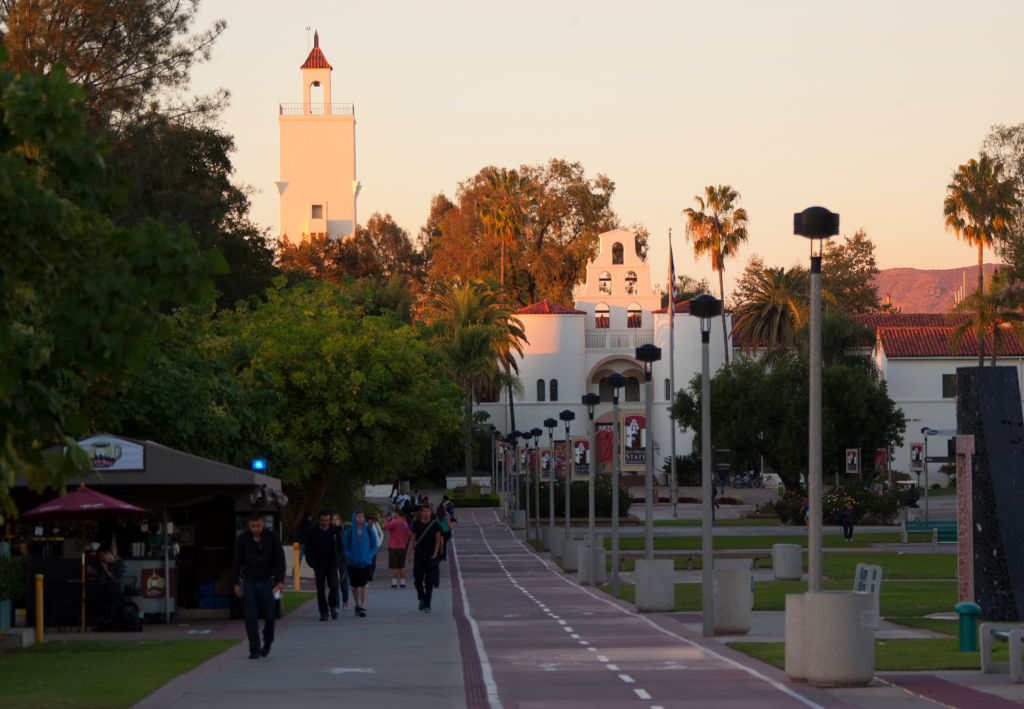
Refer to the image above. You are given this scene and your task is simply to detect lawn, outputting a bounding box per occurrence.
[609,551,954,576]
[653,519,782,527]
[282,590,316,616]
[606,532,931,551]
[0,639,238,709]
[727,637,1003,671]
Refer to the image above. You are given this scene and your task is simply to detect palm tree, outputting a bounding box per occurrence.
[730,264,808,353]
[478,168,538,289]
[943,155,1017,365]
[683,185,749,364]
[429,279,528,484]
[948,276,1024,366]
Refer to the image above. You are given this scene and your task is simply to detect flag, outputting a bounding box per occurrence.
[668,229,677,314]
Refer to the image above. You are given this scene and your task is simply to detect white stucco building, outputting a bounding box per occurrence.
[477,229,729,479]
[276,31,359,242]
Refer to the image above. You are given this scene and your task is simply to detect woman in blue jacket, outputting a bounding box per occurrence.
[343,509,379,617]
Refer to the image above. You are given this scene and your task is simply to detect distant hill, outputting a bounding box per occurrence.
[872,264,1003,313]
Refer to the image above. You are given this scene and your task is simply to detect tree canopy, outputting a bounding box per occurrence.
[821,229,886,314]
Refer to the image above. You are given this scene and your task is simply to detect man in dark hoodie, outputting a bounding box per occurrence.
[233,512,285,659]
[305,510,343,620]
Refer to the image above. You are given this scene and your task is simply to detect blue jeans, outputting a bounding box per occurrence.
[334,566,350,608]
[243,579,275,655]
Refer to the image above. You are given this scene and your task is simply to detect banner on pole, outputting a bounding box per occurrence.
[621,412,646,470]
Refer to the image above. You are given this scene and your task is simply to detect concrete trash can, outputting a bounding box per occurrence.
[803,591,875,687]
[541,527,555,552]
[577,545,607,586]
[772,544,802,580]
[552,533,564,560]
[784,593,806,680]
[562,538,581,571]
[635,559,674,611]
[713,559,753,634]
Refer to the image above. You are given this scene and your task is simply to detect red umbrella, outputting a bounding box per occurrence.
[22,484,148,520]
[23,483,148,631]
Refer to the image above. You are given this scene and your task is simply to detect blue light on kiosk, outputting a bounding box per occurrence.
[252,459,267,471]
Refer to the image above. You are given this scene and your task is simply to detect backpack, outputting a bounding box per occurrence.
[115,601,143,632]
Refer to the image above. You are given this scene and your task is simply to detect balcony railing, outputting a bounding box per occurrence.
[585,331,654,350]
[279,103,354,116]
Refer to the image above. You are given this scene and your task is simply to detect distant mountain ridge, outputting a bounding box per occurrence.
[872,264,1003,313]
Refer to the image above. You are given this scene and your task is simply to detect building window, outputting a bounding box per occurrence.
[595,303,610,329]
[477,380,499,403]
[664,378,671,401]
[624,377,640,402]
[612,242,624,264]
[627,303,642,328]
[942,374,957,399]
[311,204,323,219]
[599,272,612,295]
[536,379,546,402]
[625,271,637,295]
[549,379,559,402]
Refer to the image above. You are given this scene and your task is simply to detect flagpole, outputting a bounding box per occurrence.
[668,228,678,519]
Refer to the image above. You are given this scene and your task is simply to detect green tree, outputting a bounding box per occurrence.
[0,0,226,130]
[982,124,1024,276]
[478,168,538,289]
[821,229,885,313]
[339,212,422,281]
[730,257,808,353]
[948,275,1024,366]
[660,274,711,308]
[944,155,1018,365]
[218,281,463,524]
[682,185,749,364]
[0,61,217,521]
[672,355,904,492]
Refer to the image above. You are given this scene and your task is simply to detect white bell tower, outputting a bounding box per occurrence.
[277,30,358,242]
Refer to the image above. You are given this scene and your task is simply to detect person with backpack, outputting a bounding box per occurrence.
[408,503,442,613]
[343,509,379,617]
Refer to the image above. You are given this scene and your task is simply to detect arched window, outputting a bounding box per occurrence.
[625,271,637,295]
[549,379,559,402]
[595,303,610,329]
[536,379,546,402]
[624,377,640,402]
[664,378,671,401]
[599,271,612,295]
[612,242,624,264]
[627,303,642,328]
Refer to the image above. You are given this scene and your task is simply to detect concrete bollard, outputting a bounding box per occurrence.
[713,559,753,635]
[562,539,581,571]
[541,527,555,552]
[803,592,875,687]
[635,559,674,611]
[577,545,607,586]
[552,533,564,560]
[784,593,805,680]
[772,544,802,580]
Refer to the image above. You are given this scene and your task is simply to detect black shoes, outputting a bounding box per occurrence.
[319,613,328,621]
[355,606,367,617]
[260,642,272,657]
[424,606,432,614]
[418,601,424,611]
[330,608,338,619]
[249,652,261,659]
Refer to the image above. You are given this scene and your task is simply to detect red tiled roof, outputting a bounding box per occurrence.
[652,301,692,315]
[301,31,332,70]
[516,300,585,315]
[874,320,1024,358]
[854,313,950,330]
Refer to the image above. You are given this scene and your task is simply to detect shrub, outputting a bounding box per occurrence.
[0,554,26,602]
[523,477,630,518]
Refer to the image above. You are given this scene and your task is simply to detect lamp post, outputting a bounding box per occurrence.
[794,206,839,592]
[531,427,543,545]
[582,393,601,548]
[635,343,662,561]
[689,293,722,638]
[544,418,557,551]
[607,373,626,595]
[921,427,937,522]
[521,430,533,545]
[559,409,576,549]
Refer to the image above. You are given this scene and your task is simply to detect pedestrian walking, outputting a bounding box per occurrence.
[409,503,442,613]
[295,512,313,566]
[435,500,452,562]
[384,504,412,588]
[343,509,379,617]
[305,510,343,620]
[330,513,350,612]
[839,499,855,541]
[232,512,285,659]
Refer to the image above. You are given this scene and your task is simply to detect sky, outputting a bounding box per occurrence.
[188,0,1024,296]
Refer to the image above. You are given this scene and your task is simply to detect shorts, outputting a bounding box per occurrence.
[388,547,407,570]
[348,564,374,588]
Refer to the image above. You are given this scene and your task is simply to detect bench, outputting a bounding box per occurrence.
[616,549,772,571]
[901,519,957,548]
[981,623,1024,682]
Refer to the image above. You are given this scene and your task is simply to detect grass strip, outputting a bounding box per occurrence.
[606,532,931,551]
[727,637,1001,671]
[282,590,316,616]
[0,639,238,709]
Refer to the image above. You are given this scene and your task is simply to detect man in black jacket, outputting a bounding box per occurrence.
[305,510,343,621]
[233,512,286,659]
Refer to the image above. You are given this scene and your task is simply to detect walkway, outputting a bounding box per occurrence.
[133,507,1024,709]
